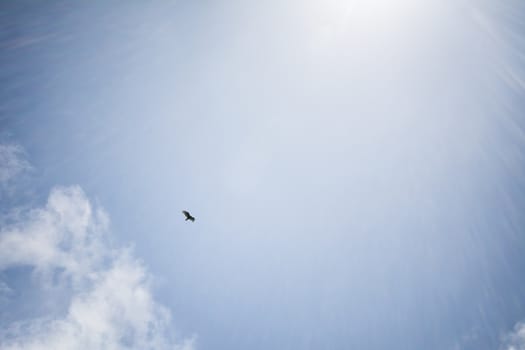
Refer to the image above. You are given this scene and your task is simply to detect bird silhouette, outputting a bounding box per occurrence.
[182,210,195,222]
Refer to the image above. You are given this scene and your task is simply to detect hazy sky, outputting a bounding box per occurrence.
[1,1,525,349]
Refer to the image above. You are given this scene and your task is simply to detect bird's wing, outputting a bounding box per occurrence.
[182,210,190,218]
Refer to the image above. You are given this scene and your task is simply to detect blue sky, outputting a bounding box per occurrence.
[1,1,525,349]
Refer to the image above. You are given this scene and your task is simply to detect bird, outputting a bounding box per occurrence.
[182,210,195,222]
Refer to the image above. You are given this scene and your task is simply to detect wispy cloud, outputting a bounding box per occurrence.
[500,322,525,350]
[0,144,30,186]
[0,146,194,350]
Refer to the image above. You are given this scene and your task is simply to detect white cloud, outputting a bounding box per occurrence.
[0,144,30,186]
[500,322,525,350]
[0,186,195,350]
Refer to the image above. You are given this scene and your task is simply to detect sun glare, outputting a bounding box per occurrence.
[306,0,433,56]
[309,0,429,36]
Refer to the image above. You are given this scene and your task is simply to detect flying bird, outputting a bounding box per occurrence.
[182,210,195,222]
